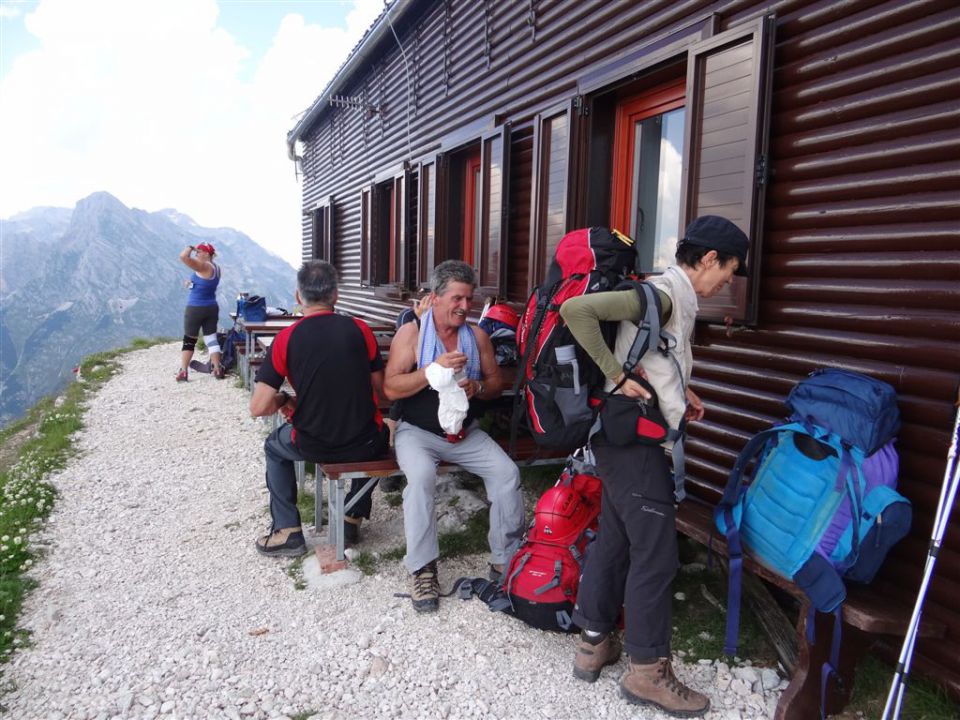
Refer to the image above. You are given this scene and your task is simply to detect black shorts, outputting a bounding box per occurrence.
[184,304,219,336]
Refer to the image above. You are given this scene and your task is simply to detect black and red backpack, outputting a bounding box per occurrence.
[457,453,602,632]
[512,227,638,450]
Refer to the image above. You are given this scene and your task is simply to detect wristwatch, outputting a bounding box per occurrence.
[278,390,290,406]
[476,381,484,397]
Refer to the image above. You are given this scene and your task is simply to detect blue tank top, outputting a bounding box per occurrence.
[187,263,220,307]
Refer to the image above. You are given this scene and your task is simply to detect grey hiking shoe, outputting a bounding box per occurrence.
[573,631,622,682]
[620,657,710,717]
[411,560,440,613]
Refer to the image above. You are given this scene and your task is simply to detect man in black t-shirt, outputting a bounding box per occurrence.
[250,261,389,556]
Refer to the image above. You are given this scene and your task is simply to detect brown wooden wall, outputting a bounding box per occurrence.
[295,0,960,695]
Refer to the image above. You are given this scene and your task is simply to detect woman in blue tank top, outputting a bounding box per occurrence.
[177,242,223,381]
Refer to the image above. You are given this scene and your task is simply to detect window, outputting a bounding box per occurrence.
[307,197,334,264]
[360,170,415,294]
[611,81,686,274]
[580,16,773,323]
[419,124,510,297]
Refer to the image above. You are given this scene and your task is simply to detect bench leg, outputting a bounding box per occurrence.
[294,460,305,493]
[775,603,861,720]
[314,471,323,533]
[335,478,346,561]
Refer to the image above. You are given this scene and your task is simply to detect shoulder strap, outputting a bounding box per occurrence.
[617,281,662,375]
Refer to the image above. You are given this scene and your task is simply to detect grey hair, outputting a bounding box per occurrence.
[431,260,476,296]
[297,260,338,306]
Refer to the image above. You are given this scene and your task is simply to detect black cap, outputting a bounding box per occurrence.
[681,215,749,276]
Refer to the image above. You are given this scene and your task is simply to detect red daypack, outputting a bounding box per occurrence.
[501,455,602,631]
[513,227,638,450]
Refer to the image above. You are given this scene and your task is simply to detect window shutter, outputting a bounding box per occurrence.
[479,124,510,295]
[682,16,774,324]
[324,196,335,266]
[360,186,373,286]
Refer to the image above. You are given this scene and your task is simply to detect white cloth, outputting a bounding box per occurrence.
[424,362,470,435]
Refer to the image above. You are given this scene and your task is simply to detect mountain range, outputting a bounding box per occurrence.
[0,192,297,426]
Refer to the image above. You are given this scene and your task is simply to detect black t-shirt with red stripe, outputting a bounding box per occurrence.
[255,312,384,459]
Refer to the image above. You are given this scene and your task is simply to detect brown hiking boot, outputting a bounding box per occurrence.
[254,526,307,557]
[620,658,710,717]
[573,631,622,682]
[411,560,440,613]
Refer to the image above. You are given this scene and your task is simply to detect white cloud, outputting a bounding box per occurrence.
[0,0,384,267]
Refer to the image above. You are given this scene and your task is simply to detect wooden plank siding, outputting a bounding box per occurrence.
[292,0,960,696]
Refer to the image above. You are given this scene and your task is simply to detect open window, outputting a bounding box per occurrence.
[360,169,417,295]
[424,124,510,297]
[308,197,335,263]
[580,16,773,324]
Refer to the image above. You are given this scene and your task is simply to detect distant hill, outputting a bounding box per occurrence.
[0,192,296,425]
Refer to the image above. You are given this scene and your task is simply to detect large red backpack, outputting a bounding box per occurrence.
[513,227,637,450]
[501,455,603,631]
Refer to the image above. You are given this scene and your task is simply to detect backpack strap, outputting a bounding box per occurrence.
[716,425,787,656]
[819,606,844,720]
[534,559,564,595]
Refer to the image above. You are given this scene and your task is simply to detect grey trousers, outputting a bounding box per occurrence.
[395,420,525,573]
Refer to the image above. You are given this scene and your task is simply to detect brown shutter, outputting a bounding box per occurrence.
[360,186,373,286]
[529,106,573,289]
[324,196,335,267]
[311,208,323,261]
[682,15,775,324]
[479,124,510,295]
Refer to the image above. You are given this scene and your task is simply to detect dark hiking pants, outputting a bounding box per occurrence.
[572,439,679,662]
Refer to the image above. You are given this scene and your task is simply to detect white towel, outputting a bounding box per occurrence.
[424,362,470,435]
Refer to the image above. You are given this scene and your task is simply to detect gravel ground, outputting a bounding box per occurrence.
[3,342,785,719]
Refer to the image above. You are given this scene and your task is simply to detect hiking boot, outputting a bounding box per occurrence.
[176,368,189,382]
[488,563,504,583]
[620,658,710,717]
[411,560,440,613]
[254,527,307,557]
[573,631,622,682]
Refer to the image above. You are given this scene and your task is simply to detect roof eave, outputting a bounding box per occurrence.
[286,0,420,161]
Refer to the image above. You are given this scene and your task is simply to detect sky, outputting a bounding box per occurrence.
[0,0,387,268]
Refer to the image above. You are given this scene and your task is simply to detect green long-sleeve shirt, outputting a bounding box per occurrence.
[559,288,671,381]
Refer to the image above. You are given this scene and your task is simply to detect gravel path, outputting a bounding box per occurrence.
[4,342,784,720]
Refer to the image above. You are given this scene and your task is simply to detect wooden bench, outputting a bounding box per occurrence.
[675,499,946,720]
[314,435,568,562]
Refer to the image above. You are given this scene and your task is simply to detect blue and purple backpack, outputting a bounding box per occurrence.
[714,369,911,715]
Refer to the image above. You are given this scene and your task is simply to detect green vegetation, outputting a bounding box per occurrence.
[0,338,163,667]
[671,537,775,664]
[841,654,958,720]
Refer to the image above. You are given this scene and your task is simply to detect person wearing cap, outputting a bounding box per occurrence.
[178,242,224,381]
[557,215,749,717]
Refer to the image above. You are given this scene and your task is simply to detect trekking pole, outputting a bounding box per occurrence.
[881,391,960,720]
